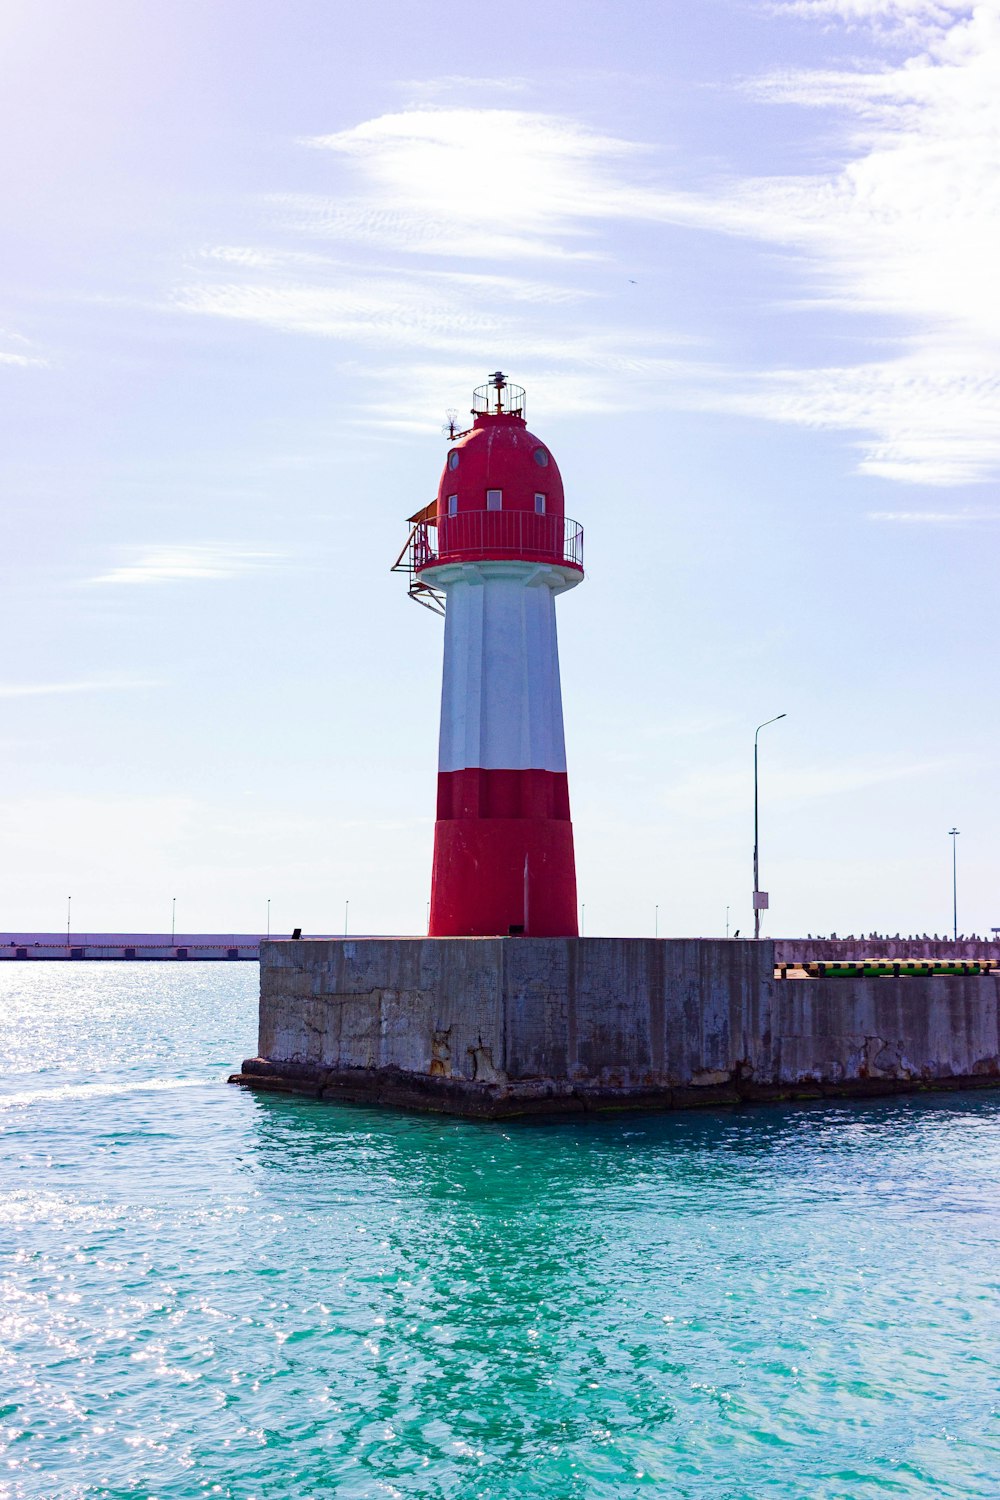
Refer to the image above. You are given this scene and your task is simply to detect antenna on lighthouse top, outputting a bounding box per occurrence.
[442,408,459,439]
[490,370,506,413]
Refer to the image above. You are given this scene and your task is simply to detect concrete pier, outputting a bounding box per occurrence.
[1,932,264,961]
[229,937,1000,1117]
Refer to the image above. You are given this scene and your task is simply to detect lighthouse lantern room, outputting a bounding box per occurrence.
[394,373,584,938]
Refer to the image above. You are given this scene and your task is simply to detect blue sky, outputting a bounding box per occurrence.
[2,0,997,938]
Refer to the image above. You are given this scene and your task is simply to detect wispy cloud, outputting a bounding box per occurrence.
[867,507,1000,522]
[398,76,529,101]
[89,545,282,586]
[170,110,687,418]
[0,679,157,698]
[777,1,969,26]
[199,245,335,271]
[296,109,653,260]
[0,328,48,368]
[173,250,697,427]
[693,354,1000,486]
[170,1,1000,484]
[691,1,1000,482]
[174,264,592,349]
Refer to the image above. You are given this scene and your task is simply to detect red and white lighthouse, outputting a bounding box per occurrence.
[395,373,584,938]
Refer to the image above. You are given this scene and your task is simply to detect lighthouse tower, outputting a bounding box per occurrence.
[395,373,584,938]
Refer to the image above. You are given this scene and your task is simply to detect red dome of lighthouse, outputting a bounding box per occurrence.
[437,413,566,521]
[419,374,582,576]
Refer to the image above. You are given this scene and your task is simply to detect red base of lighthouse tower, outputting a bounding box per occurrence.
[430,768,577,937]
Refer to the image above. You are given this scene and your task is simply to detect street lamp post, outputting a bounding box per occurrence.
[171,897,176,944]
[266,898,271,938]
[754,714,787,940]
[949,828,960,941]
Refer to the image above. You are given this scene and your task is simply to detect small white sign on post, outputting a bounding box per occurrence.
[753,891,769,910]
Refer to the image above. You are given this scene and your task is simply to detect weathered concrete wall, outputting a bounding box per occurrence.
[773,976,1000,1087]
[258,938,507,1085]
[232,937,1000,1116]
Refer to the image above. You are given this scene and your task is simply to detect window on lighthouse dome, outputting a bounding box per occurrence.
[533,447,549,466]
[534,493,546,515]
[447,494,458,516]
[486,489,503,511]
[448,451,460,470]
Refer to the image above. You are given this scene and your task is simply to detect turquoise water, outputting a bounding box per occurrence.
[1,966,998,1499]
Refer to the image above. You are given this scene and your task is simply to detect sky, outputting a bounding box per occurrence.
[1,0,998,939]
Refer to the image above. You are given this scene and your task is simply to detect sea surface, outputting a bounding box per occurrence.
[1,964,998,1499]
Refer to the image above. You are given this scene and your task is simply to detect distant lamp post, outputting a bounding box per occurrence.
[949,828,960,941]
[67,896,71,945]
[266,898,271,938]
[754,714,787,940]
[344,899,350,938]
[655,904,659,939]
[171,897,176,944]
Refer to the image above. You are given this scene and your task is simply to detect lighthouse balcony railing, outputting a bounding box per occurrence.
[409,511,583,572]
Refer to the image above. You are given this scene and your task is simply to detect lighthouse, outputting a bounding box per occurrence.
[395,373,584,938]
[241,376,827,1122]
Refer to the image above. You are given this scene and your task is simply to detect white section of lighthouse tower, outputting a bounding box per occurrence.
[434,559,578,775]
